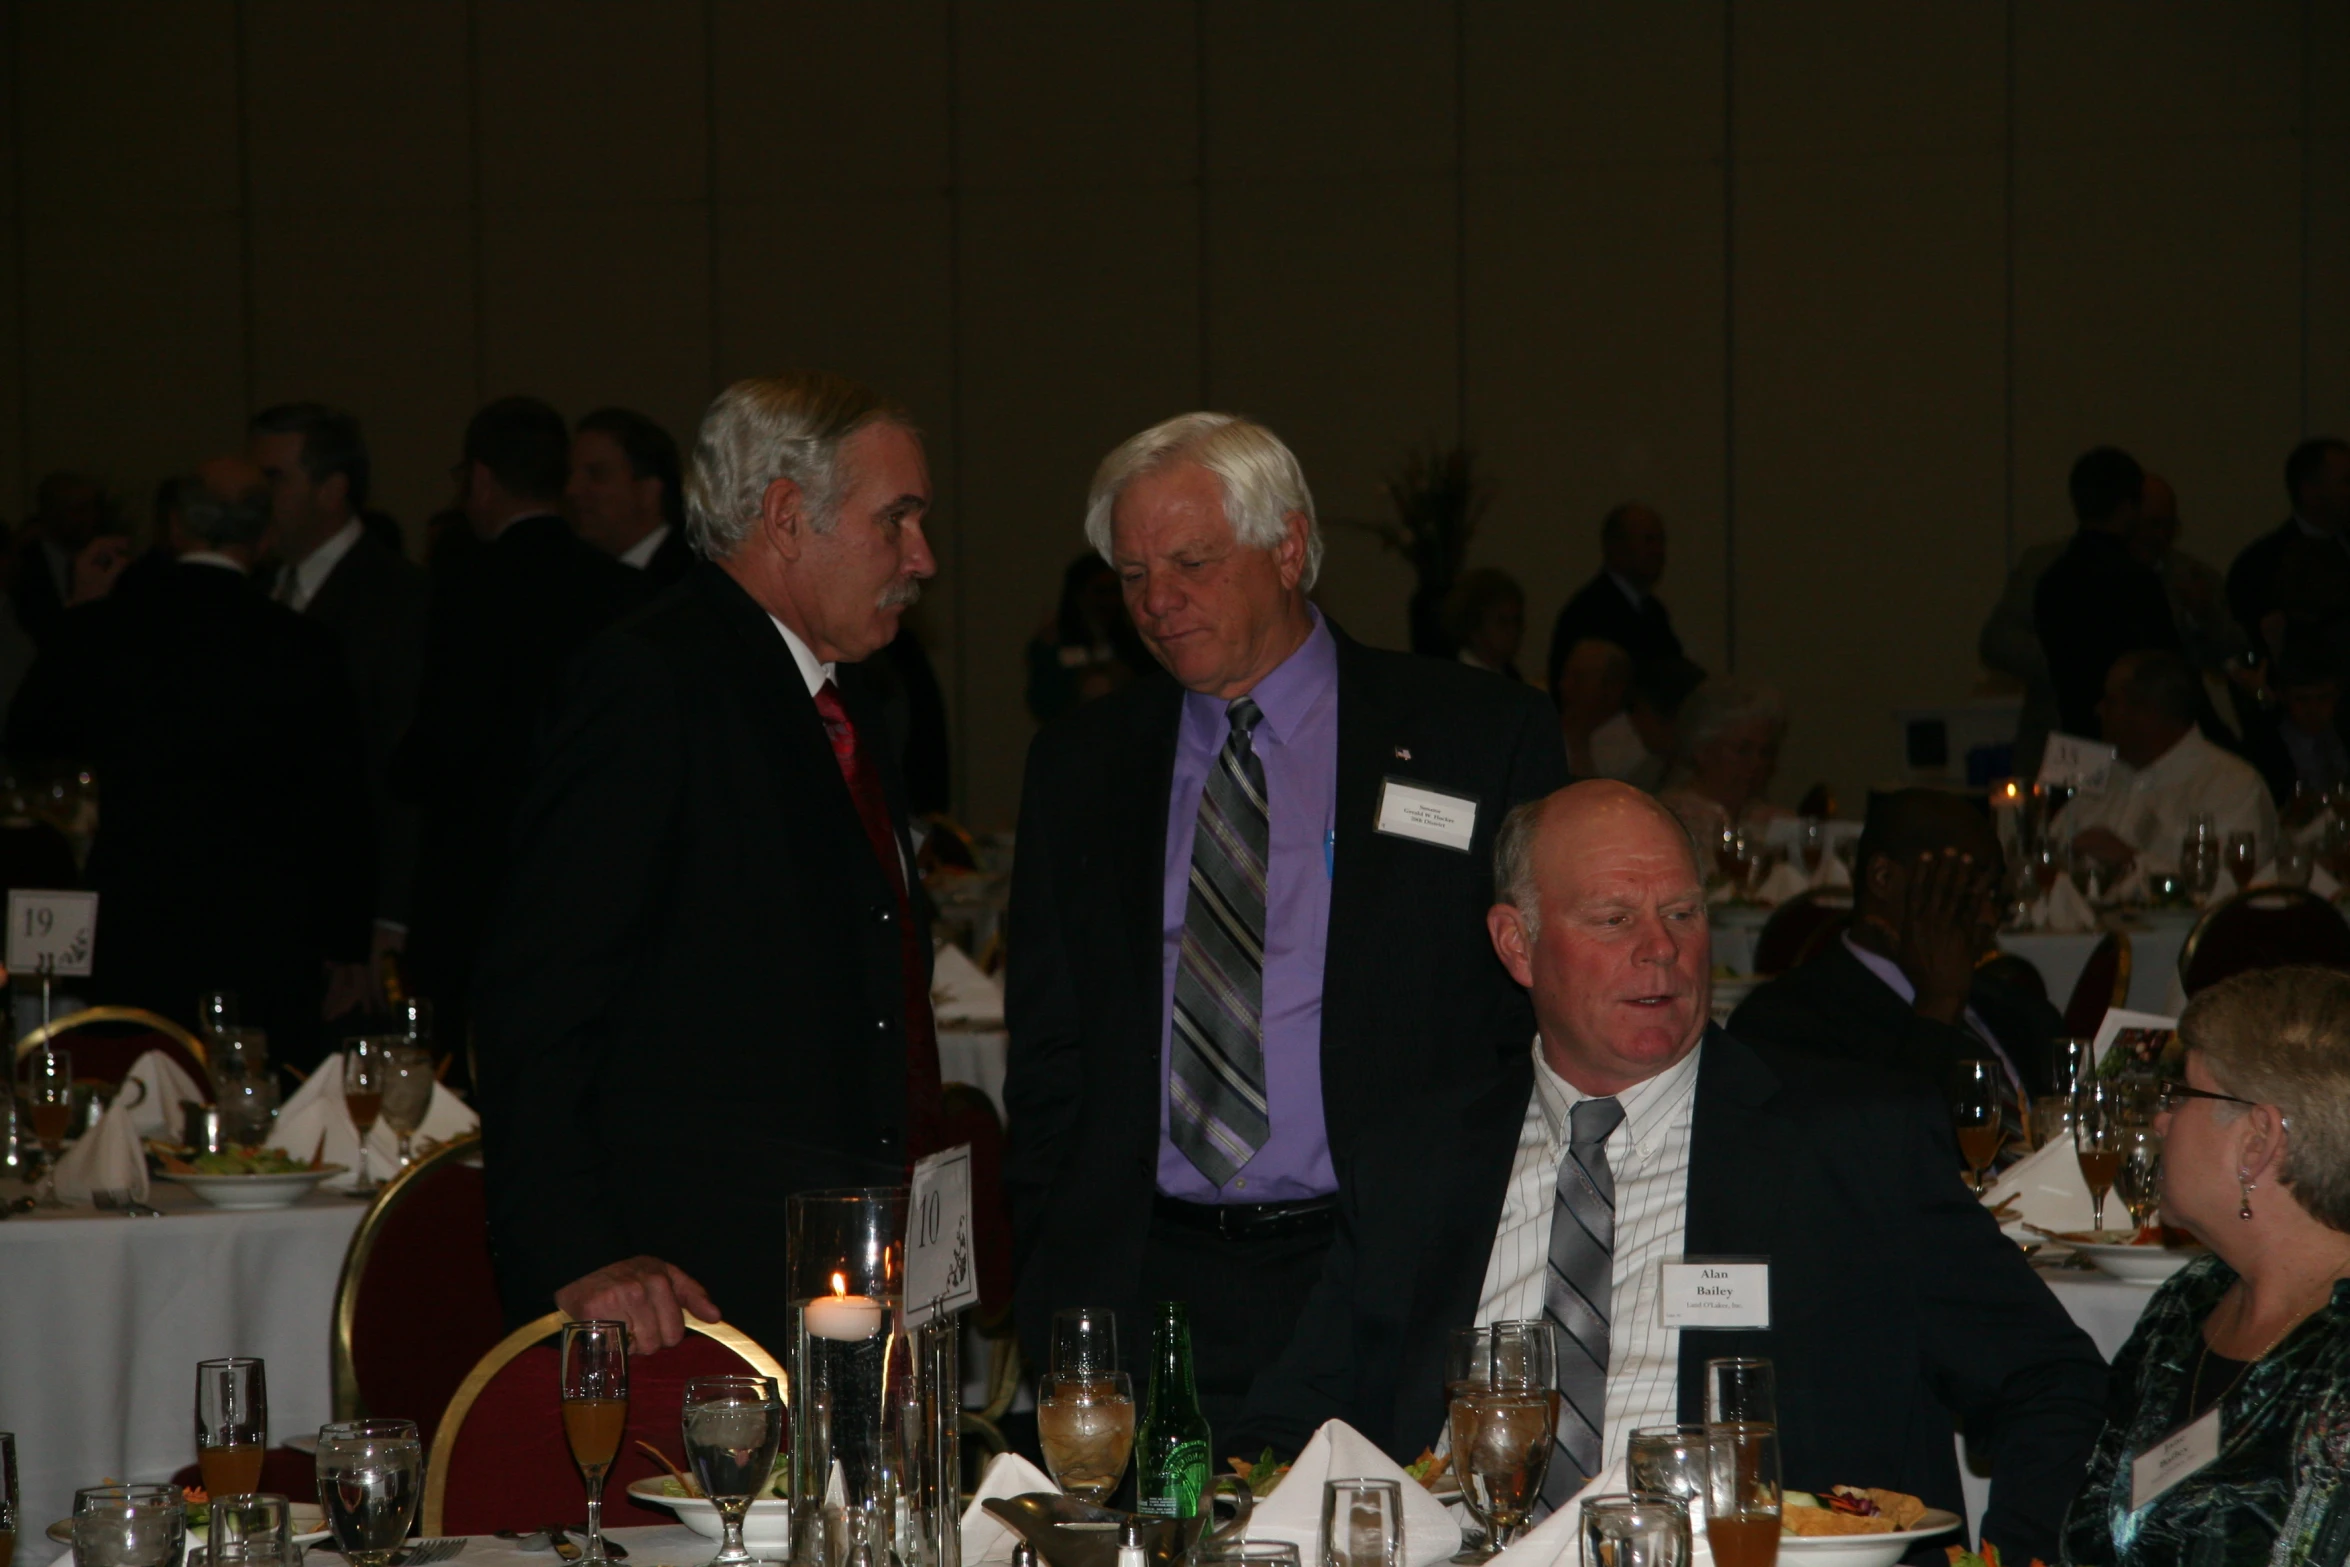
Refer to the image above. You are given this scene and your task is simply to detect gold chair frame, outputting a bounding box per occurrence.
[13,1005,207,1066]
[2176,883,2339,986]
[328,1131,485,1422]
[421,1310,786,1535]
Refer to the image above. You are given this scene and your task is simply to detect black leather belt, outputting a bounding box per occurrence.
[1152,1193,1338,1242]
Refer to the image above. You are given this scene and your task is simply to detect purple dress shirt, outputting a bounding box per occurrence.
[1157,610,1340,1202]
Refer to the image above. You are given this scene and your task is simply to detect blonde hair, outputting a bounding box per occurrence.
[684,373,913,558]
[2181,966,2350,1233]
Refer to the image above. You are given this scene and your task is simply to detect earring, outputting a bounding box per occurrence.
[2239,1169,2255,1222]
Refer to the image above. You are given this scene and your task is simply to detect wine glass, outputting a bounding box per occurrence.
[196,1357,269,1498]
[2075,1081,2127,1234]
[1796,818,1826,877]
[1702,1426,1780,1567]
[396,998,433,1055]
[73,1484,185,1567]
[681,1376,783,1567]
[198,990,239,1044]
[209,1493,294,1567]
[1949,1060,2003,1193]
[1446,1323,1556,1561]
[2278,834,2316,888]
[315,1420,423,1567]
[343,1038,388,1196]
[26,1047,71,1208]
[1322,1478,1404,1567]
[2225,831,2258,890]
[378,1045,434,1170]
[1702,1358,1775,1426]
[562,1321,629,1567]
[2115,1127,2165,1235]
[1580,1493,1689,1567]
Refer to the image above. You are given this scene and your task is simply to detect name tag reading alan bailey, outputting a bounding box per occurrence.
[1374,778,1479,852]
[1659,1260,1772,1329]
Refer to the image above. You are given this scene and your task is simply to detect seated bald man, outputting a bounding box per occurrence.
[1233,782,2105,1565]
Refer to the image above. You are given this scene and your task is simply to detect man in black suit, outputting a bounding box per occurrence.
[1006,413,1566,1437]
[8,459,373,1072]
[9,472,127,646]
[1731,789,2062,1154]
[2225,436,2350,658]
[1236,782,2105,1563]
[1544,501,1684,692]
[249,404,430,1013]
[391,398,644,1060]
[2033,446,2181,738]
[567,407,695,587]
[475,373,946,1356]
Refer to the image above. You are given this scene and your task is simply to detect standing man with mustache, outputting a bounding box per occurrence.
[474,373,945,1357]
[1005,412,1566,1437]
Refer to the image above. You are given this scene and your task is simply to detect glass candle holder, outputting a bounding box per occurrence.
[787,1187,910,1567]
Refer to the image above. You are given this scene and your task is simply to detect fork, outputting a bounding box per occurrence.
[395,1539,468,1565]
[91,1190,166,1217]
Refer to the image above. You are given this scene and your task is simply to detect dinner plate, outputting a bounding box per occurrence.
[156,1165,349,1211]
[45,1505,325,1547]
[1778,1507,1962,1567]
[2062,1238,2201,1283]
[626,1477,792,1551]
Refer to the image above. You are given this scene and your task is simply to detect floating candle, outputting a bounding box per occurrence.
[804,1271,884,1341]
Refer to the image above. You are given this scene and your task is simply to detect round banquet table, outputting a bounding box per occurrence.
[1995,918,2191,1019]
[0,1178,367,1536]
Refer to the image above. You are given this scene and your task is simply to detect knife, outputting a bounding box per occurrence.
[546,1530,581,1563]
[553,1529,626,1561]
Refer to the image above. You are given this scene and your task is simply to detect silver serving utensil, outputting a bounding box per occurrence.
[562,1529,626,1559]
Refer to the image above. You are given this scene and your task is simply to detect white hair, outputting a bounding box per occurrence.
[684,373,913,558]
[1083,412,1325,590]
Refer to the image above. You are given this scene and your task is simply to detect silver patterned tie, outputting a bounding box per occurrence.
[1169,698,1271,1184]
[1542,1095,1625,1508]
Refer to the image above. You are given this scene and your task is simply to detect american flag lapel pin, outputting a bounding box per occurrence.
[1393,745,1412,761]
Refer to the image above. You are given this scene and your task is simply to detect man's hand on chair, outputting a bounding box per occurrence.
[555,1257,720,1350]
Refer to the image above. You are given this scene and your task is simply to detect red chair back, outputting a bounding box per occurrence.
[1750,891,1851,976]
[425,1316,785,1535]
[14,1009,208,1089]
[2180,888,2350,995]
[333,1136,506,1445]
[2063,931,2132,1037]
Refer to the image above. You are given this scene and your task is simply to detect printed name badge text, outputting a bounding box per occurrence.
[2131,1407,2219,1513]
[1375,779,1478,853]
[1659,1260,1772,1329]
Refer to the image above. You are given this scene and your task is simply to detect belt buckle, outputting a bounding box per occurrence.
[1217,1204,1254,1241]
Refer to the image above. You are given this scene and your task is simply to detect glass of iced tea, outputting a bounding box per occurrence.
[342,1038,388,1196]
[561,1320,629,1567]
[1037,1370,1136,1503]
[1446,1323,1556,1561]
[196,1358,268,1497]
[26,1047,71,1208]
[2075,1080,2127,1233]
[1701,1424,1779,1567]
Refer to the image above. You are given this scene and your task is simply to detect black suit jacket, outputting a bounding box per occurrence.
[2226,519,2299,647]
[6,562,373,1069]
[304,534,430,926]
[1728,936,2063,1102]
[641,525,695,589]
[390,515,645,1015]
[2033,529,2181,737]
[1004,625,1568,1380]
[1545,571,1684,689]
[1237,1028,2105,1565]
[475,563,930,1355]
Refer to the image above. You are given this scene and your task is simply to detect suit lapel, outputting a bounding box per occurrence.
[303,537,373,625]
[1111,676,1183,1079]
[1676,1028,1786,1418]
[1326,626,1413,1061]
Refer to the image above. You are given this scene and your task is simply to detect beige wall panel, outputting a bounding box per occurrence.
[954,184,1200,826]
[1463,162,1727,679]
[954,2,1197,187]
[2312,134,2350,438]
[18,0,237,214]
[478,205,713,450]
[2317,1,2350,140]
[1207,176,1457,655]
[1204,0,1454,178]
[711,0,950,197]
[1465,0,1723,169]
[242,0,469,214]
[249,210,477,540]
[2016,1,2298,146]
[1734,1,2002,159]
[0,218,21,512]
[476,0,707,206]
[20,214,244,505]
[1735,151,2006,807]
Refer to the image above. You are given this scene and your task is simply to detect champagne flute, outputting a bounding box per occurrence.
[378,1045,434,1170]
[1702,1358,1775,1427]
[561,1321,629,1567]
[1949,1059,2003,1193]
[682,1376,782,1567]
[2115,1127,2165,1234]
[315,1419,423,1567]
[2225,831,2258,890]
[2075,1081,2127,1233]
[1702,1426,1779,1567]
[196,1357,269,1498]
[1580,1493,1689,1567]
[1447,1323,1556,1562]
[1,1431,20,1567]
[343,1038,388,1196]
[26,1047,71,1209]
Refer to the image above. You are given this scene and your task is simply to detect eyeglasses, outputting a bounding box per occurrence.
[2155,1081,2260,1115]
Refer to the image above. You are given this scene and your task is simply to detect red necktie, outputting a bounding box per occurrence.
[813,679,945,1159]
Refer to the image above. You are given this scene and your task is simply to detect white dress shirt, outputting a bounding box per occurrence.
[619,525,671,570]
[2065,726,2278,871]
[277,518,364,611]
[1587,713,1651,782]
[179,552,248,575]
[769,614,833,698]
[1467,1038,1703,1472]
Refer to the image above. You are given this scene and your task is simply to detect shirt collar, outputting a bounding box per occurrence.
[1528,1033,1703,1170]
[2130,725,2211,788]
[1180,605,1337,744]
[1607,570,1648,609]
[289,519,365,607]
[618,524,670,570]
[1842,929,1916,1002]
[767,615,834,699]
[179,552,248,575]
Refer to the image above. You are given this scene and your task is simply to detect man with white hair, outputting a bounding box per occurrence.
[474,372,945,1357]
[1006,412,1566,1436]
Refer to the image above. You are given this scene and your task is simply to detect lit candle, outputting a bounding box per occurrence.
[803,1271,883,1341]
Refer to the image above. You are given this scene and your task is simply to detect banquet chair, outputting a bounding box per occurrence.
[13,1005,207,1085]
[2061,931,2133,1037]
[1749,890,1851,976]
[422,1313,786,1536]
[330,1133,505,1445]
[2178,886,2350,996]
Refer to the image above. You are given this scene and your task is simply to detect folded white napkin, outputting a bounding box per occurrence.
[2023,875,2099,933]
[932,940,1006,1026]
[1251,1420,1462,1567]
[959,1451,1057,1566]
[271,1054,480,1192]
[1981,1134,2094,1237]
[53,1097,150,1203]
[121,1048,206,1140]
[1749,861,1810,908]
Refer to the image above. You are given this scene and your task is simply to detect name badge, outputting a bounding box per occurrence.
[1659,1259,1772,1329]
[2130,1407,2220,1512]
[1374,778,1478,852]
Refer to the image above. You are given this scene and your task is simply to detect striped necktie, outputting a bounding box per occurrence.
[1169,697,1271,1185]
[1542,1095,1625,1509]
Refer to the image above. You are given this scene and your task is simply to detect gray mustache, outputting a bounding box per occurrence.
[878,579,922,610]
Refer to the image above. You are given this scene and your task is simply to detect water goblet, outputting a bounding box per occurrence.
[26,1047,71,1208]
[681,1375,783,1567]
[315,1419,423,1567]
[1446,1322,1555,1562]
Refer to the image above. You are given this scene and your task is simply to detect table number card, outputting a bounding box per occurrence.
[904,1143,978,1326]
[2039,733,2118,794]
[7,889,97,978]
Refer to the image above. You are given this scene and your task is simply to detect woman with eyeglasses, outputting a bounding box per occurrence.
[2062,966,2350,1565]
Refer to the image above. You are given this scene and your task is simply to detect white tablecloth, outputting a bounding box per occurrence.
[43,1524,713,1567]
[2,1178,367,1535]
[938,1027,1008,1121]
[1996,920,2191,1020]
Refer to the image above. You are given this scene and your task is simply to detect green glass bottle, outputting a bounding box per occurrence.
[1134,1301,1212,1519]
